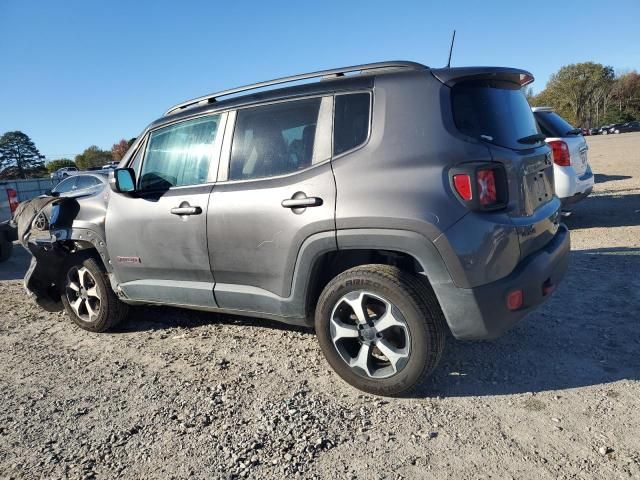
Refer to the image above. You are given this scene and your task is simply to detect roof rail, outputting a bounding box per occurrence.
[164,61,427,116]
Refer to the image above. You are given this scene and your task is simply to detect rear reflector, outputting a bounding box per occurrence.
[477,169,497,206]
[542,279,555,296]
[453,174,472,201]
[506,289,523,311]
[548,140,570,167]
[6,188,19,213]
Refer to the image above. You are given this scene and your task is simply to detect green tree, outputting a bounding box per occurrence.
[0,131,46,179]
[75,145,112,170]
[46,158,76,173]
[529,63,615,127]
[609,71,640,121]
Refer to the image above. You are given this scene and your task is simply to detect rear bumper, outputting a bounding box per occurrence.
[436,224,570,340]
[555,165,594,201]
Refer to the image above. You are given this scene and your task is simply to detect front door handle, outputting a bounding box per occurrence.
[281,196,323,208]
[170,206,202,216]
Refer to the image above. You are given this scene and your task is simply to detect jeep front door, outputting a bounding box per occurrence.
[105,113,225,307]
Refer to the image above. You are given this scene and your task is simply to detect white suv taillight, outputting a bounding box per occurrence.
[6,188,19,213]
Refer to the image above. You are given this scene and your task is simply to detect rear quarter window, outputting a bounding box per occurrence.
[333,93,371,156]
[452,80,540,150]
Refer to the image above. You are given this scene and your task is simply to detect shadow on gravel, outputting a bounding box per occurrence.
[114,305,314,336]
[594,173,632,184]
[419,247,640,398]
[564,193,640,229]
[0,243,30,282]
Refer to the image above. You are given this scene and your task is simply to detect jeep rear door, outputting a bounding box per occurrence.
[105,113,226,307]
[207,96,336,317]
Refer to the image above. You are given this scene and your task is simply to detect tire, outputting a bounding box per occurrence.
[315,265,446,396]
[0,237,12,263]
[61,257,128,332]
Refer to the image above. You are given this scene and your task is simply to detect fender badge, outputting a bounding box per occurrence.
[117,256,141,264]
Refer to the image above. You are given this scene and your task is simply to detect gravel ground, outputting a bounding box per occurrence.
[0,133,639,479]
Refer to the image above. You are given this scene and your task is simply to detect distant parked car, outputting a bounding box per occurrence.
[45,172,109,198]
[605,123,625,135]
[51,166,79,182]
[532,107,594,207]
[101,162,119,170]
[613,121,640,134]
[589,127,600,135]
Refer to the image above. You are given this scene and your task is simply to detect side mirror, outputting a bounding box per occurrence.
[110,168,136,193]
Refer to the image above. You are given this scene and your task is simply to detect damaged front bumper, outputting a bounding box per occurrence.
[23,230,72,312]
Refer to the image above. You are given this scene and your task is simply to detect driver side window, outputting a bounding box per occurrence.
[139,115,221,191]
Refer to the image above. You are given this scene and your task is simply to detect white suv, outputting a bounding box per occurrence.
[532,107,594,207]
[50,166,79,183]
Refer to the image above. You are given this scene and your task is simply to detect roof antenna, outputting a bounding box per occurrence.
[446,30,456,68]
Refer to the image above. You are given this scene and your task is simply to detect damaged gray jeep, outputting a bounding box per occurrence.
[16,61,570,395]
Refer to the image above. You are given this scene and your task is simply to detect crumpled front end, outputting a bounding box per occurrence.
[13,194,109,312]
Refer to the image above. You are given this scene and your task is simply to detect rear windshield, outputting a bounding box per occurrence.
[452,80,540,150]
[534,111,578,138]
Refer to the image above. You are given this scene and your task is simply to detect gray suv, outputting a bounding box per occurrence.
[16,61,569,395]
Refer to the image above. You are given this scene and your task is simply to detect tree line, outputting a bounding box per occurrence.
[0,132,135,180]
[528,62,640,128]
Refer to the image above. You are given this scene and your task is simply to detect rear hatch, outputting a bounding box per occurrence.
[534,109,589,175]
[434,68,560,259]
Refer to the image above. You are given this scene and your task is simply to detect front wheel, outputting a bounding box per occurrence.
[61,257,128,332]
[315,265,446,396]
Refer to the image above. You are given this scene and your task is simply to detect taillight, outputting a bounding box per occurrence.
[6,188,19,213]
[450,163,507,211]
[506,289,523,311]
[477,169,497,206]
[453,174,472,201]
[548,140,570,166]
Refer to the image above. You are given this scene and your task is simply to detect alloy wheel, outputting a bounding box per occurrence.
[329,290,411,379]
[65,266,101,322]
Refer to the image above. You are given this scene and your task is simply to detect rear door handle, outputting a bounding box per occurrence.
[281,197,323,208]
[170,206,202,216]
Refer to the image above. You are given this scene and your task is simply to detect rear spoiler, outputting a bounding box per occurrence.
[430,67,534,87]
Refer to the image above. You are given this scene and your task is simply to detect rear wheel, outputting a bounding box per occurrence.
[315,265,446,396]
[61,257,128,332]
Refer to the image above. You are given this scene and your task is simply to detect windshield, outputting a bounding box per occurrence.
[452,80,540,150]
[534,111,578,137]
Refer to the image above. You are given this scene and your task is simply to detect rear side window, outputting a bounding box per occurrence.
[229,98,321,180]
[452,80,539,150]
[140,115,220,191]
[53,177,76,193]
[75,176,100,189]
[333,93,370,156]
[534,111,578,138]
